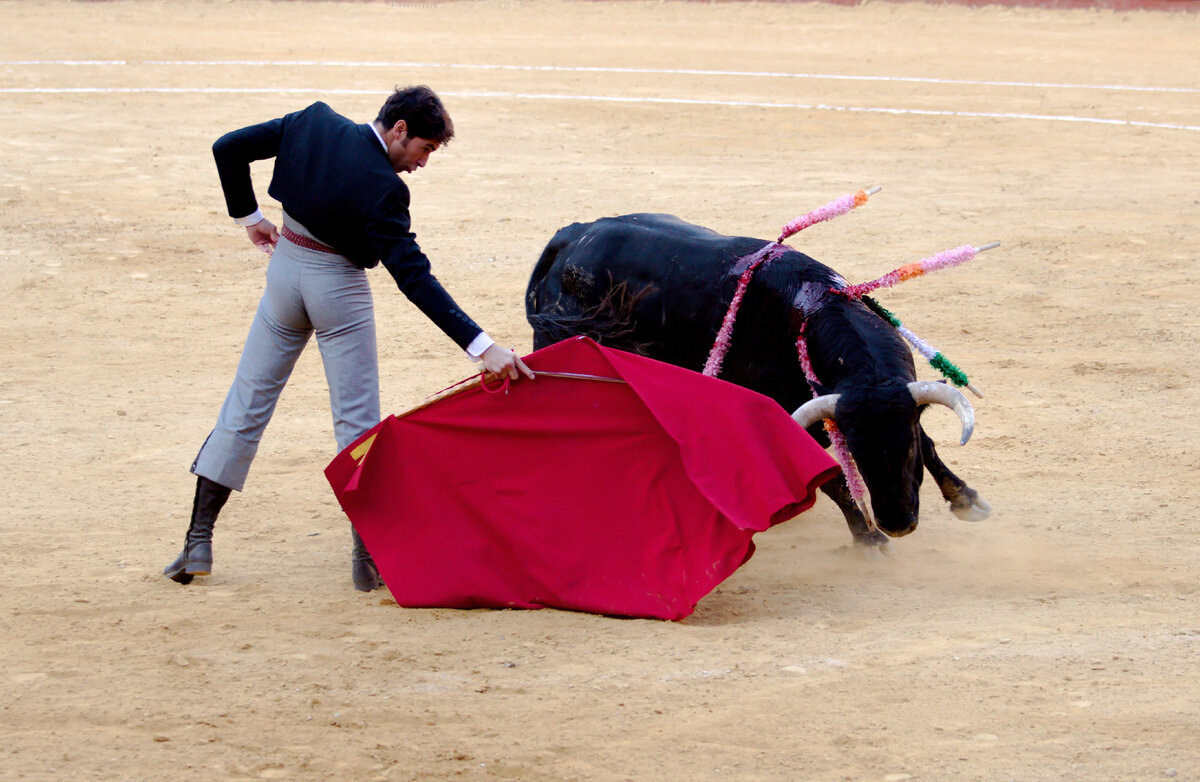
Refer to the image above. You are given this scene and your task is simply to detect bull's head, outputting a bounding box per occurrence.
[791,382,974,537]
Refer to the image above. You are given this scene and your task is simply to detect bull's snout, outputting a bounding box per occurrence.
[875,505,918,537]
[879,518,918,538]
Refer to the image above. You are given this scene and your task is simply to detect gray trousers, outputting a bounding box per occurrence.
[192,221,379,492]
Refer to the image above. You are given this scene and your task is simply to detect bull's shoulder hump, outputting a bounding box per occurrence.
[607,213,728,237]
[596,216,773,257]
[557,213,761,244]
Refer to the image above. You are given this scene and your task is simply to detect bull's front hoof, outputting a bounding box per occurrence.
[863,543,893,561]
[851,531,893,559]
[951,493,992,522]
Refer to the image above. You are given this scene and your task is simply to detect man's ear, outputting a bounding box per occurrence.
[390,119,408,140]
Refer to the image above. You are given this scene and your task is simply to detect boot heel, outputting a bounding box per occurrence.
[163,552,195,584]
[163,475,230,585]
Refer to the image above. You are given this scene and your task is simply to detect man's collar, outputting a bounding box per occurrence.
[368,123,387,151]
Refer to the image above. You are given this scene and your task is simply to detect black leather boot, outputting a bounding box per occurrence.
[163,476,232,585]
[351,528,382,592]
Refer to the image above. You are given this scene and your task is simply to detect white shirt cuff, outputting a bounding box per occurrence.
[466,332,495,360]
[234,209,265,227]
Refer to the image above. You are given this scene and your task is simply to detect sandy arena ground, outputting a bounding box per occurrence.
[2,1,1199,779]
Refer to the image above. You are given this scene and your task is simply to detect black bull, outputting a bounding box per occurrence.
[525,213,990,549]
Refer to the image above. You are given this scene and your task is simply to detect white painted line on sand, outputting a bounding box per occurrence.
[2,86,1196,132]
[2,59,1195,95]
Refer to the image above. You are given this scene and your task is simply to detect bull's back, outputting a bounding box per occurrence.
[530,214,760,286]
[526,214,768,359]
[524,214,846,409]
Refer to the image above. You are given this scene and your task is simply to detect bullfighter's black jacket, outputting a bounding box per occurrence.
[212,101,482,350]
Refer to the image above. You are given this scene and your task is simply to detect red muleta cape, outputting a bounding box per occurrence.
[325,337,839,620]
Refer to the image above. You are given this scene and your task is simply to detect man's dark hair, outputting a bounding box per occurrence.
[376,85,454,144]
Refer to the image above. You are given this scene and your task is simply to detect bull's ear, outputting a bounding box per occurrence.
[807,380,834,397]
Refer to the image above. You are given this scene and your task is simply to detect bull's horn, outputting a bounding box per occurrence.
[791,394,839,429]
[908,381,975,445]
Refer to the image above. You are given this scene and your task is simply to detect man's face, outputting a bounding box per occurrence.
[386,121,440,174]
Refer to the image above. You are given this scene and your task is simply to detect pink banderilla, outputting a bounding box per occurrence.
[796,323,875,532]
[778,186,880,243]
[702,242,788,377]
[837,242,1000,300]
[705,186,881,377]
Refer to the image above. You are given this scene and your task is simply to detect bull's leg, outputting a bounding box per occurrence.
[918,427,991,522]
[820,477,891,551]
